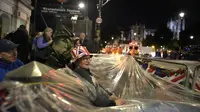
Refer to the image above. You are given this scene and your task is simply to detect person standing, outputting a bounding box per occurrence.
[30,32,43,61]
[34,28,53,63]
[79,33,91,50]
[11,25,29,64]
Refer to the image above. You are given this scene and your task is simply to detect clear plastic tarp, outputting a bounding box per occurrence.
[135,56,200,92]
[1,55,200,112]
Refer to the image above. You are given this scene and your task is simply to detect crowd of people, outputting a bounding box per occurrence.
[0,25,96,64]
[0,25,126,107]
[102,41,139,56]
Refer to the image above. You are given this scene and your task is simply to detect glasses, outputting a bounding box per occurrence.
[82,57,91,61]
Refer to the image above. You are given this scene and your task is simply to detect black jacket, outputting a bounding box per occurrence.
[74,67,116,107]
[11,28,29,63]
[80,38,89,47]
[80,39,92,52]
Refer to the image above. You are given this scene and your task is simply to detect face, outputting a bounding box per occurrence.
[0,48,18,62]
[45,30,53,39]
[80,33,86,40]
[76,40,80,46]
[79,56,91,69]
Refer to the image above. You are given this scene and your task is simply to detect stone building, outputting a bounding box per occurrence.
[129,24,145,41]
[167,18,185,40]
[129,24,156,41]
[0,0,33,37]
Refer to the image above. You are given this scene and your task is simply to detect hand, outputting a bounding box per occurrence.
[115,99,126,106]
[109,93,119,100]
[49,37,52,40]
[48,40,53,44]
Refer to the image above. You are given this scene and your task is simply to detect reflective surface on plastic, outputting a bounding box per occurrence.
[192,65,200,92]
[90,55,200,101]
[135,57,200,92]
[1,55,200,112]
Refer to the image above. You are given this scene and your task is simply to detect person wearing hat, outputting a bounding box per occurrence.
[0,39,24,81]
[72,46,126,107]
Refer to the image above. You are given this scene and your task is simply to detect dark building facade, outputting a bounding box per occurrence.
[33,0,93,39]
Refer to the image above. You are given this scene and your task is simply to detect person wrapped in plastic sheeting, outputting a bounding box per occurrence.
[0,63,124,111]
[71,46,126,107]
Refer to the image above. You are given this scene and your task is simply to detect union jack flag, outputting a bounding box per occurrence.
[71,46,90,61]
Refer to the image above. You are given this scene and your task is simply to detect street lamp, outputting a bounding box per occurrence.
[79,3,85,8]
[134,33,137,36]
[71,15,78,34]
[179,12,185,18]
[111,37,114,40]
[190,36,194,39]
[78,2,88,36]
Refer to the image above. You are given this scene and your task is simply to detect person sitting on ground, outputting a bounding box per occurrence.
[0,39,24,82]
[72,46,126,107]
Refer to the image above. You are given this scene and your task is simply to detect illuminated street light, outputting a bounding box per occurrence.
[71,15,78,33]
[179,12,185,18]
[111,37,114,40]
[134,33,137,36]
[79,3,85,8]
[71,16,78,21]
[105,41,107,44]
[190,36,194,39]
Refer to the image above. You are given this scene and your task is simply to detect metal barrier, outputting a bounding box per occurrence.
[191,65,200,91]
[135,57,191,89]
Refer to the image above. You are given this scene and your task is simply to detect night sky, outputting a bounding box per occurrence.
[90,0,199,38]
[98,0,199,28]
[33,0,200,38]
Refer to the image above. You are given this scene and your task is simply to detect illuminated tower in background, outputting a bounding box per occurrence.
[167,12,185,40]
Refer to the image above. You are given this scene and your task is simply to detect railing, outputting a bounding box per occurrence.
[191,65,200,91]
[135,56,191,89]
